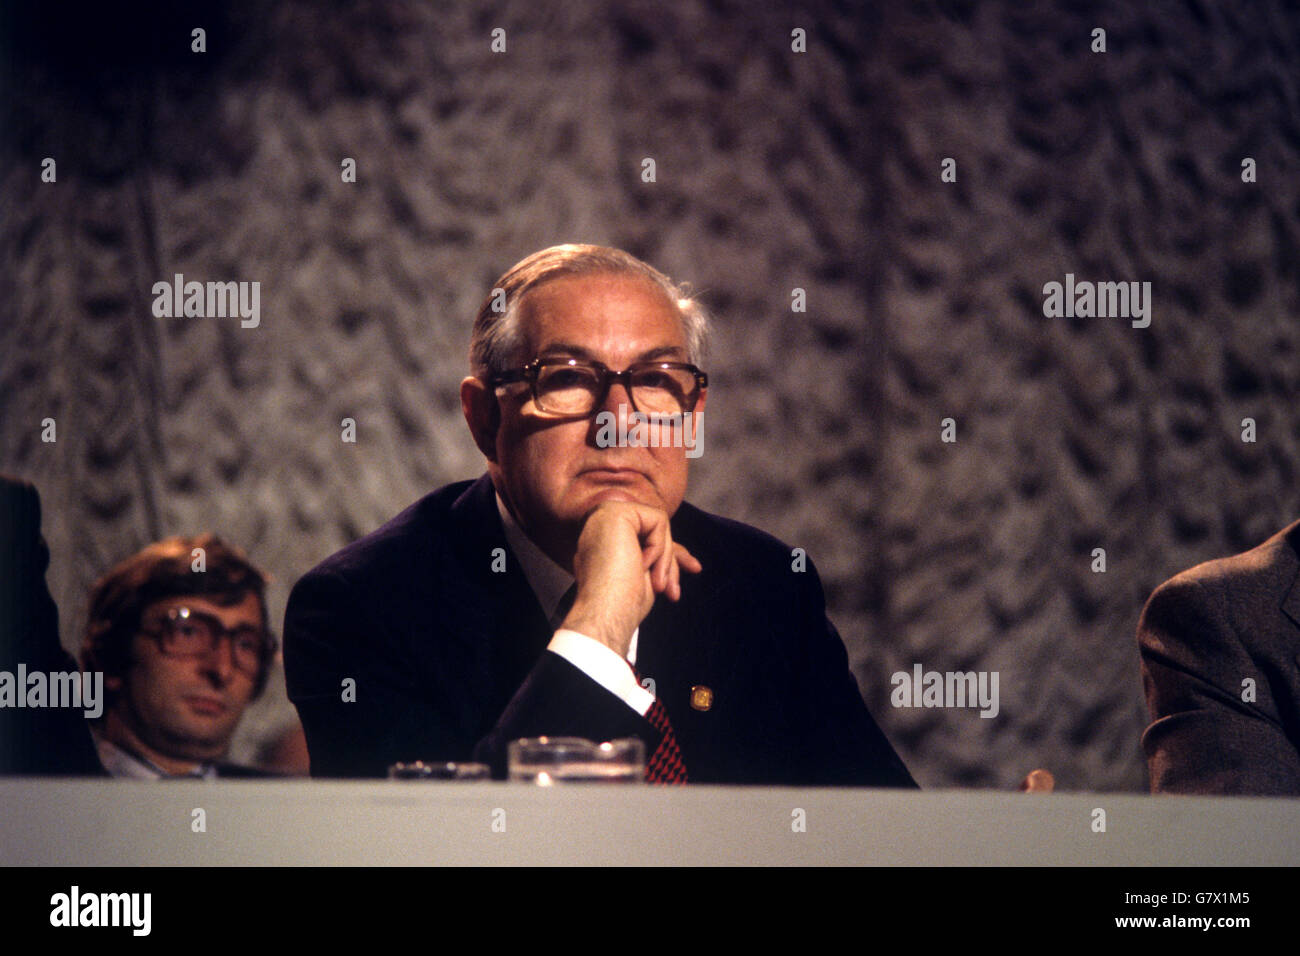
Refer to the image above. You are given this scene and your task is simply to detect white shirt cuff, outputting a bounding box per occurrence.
[548,628,654,716]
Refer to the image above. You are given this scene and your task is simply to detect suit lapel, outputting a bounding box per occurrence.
[636,503,738,761]
[442,475,553,731]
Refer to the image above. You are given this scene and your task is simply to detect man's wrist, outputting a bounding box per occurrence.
[560,604,634,658]
[547,629,653,715]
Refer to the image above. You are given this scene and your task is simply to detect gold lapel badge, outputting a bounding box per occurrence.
[690,685,714,711]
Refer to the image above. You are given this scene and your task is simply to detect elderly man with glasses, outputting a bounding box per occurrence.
[80,534,277,779]
[284,244,915,786]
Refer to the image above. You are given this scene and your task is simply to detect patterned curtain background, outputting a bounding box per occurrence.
[2,0,1297,789]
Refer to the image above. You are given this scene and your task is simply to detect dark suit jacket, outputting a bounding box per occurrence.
[0,475,103,775]
[1137,519,1300,795]
[284,475,916,786]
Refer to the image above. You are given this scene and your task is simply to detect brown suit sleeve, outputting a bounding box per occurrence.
[1137,573,1300,795]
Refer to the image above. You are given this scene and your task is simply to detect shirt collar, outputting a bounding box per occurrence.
[92,729,217,781]
[495,491,574,625]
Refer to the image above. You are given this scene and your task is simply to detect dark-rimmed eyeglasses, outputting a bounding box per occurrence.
[140,606,272,676]
[490,358,708,417]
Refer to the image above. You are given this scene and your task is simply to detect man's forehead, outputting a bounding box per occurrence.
[518,273,687,352]
[147,592,263,619]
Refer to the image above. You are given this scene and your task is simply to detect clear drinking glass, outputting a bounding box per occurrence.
[507,736,645,784]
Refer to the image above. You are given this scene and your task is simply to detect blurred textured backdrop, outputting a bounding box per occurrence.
[2,0,1298,789]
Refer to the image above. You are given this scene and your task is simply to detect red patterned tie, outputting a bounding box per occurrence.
[552,587,687,782]
[633,665,688,785]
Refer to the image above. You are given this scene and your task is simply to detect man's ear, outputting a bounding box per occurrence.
[461,376,501,461]
[684,386,706,459]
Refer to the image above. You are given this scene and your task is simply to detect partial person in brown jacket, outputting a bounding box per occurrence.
[1137,520,1300,795]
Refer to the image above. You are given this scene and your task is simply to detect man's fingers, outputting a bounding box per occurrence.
[638,513,672,591]
[592,501,703,600]
[665,543,703,601]
[656,539,674,592]
[674,543,702,574]
[624,504,672,591]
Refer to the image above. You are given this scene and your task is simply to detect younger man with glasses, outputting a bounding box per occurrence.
[285,244,915,786]
[80,534,276,779]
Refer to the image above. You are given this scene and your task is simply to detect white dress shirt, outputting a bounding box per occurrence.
[92,729,218,780]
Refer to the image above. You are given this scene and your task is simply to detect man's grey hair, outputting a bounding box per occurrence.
[469,244,710,380]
